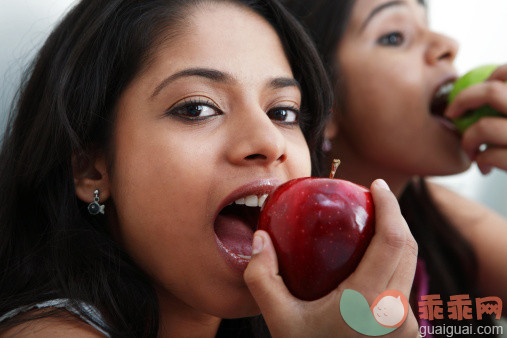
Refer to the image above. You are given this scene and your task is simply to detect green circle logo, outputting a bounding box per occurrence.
[340,289,408,336]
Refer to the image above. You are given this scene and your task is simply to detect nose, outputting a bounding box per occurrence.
[227,108,288,167]
[425,32,459,65]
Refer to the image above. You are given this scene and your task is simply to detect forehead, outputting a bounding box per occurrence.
[146,2,293,81]
[348,0,425,30]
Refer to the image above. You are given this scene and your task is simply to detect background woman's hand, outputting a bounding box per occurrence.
[446,64,507,174]
[244,179,420,338]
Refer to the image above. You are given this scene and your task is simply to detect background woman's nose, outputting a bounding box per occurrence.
[425,32,459,65]
[226,113,288,167]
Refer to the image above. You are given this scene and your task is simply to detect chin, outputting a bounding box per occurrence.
[448,151,473,174]
[427,156,472,177]
[199,287,261,319]
[190,285,260,319]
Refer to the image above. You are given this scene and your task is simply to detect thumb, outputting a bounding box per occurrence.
[243,230,297,319]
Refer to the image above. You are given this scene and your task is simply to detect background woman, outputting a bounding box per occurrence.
[284,0,507,334]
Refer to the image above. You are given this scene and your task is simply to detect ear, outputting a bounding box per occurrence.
[72,151,110,204]
[324,109,338,141]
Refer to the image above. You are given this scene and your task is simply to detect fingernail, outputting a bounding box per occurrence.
[252,234,264,255]
[375,179,390,191]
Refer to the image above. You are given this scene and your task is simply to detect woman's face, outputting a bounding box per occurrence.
[335,0,470,177]
[109,3,311,318]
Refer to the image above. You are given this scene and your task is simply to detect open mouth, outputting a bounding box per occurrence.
[214,194,268,261]
[430,80,460,134]
[430,81,454,118]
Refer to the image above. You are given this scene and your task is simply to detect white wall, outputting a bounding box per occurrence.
[0,0,506,217]
[0,0,77,128]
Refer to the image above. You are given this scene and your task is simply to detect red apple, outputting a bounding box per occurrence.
[257,162,374,301]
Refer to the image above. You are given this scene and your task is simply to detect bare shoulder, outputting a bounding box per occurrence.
[0,311,106,338]
[427,181,507,302]
[425,180,503,235]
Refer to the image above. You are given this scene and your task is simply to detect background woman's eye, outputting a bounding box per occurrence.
[377,32,405,46]
[267,107,299,124]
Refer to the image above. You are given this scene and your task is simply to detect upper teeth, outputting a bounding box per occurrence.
[232,194,268,208]
[435,82,454,99]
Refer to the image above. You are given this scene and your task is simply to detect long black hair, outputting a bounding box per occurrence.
[0,0,332,336]
[283,0,497,335]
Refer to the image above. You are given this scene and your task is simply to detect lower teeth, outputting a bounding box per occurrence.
[238,254,251,259]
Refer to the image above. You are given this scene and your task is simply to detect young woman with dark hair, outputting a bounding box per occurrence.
[0,0,420,336]
[284,0,507,335]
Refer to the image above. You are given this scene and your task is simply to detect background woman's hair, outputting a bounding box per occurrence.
[0,0,331,336]
[282,0,496,335]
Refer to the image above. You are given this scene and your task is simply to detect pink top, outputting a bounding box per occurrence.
[414,258,433,337]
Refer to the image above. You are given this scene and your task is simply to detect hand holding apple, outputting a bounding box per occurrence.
[446,64,507,174]
[243,179,419,338]
[448,65,505,133]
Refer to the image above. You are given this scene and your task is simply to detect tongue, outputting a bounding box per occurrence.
[214,214,254,257]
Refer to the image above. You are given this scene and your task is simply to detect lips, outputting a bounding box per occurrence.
[213,178,282,272]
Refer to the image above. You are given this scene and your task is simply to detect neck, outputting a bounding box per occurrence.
[157,290,221,338]
[326,140,413,198]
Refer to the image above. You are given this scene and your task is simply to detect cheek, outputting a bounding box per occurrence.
[340,60,427,147]
[288,131,312,177]
[347,69,422,116]
[339,47,426,118]
[108,120,217,277]
[112,130,209,216]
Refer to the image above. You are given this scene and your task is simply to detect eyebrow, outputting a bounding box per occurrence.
[360,1,406,32]
[151,68,232,98]
[270,77,301,92]
[151,67,300,98]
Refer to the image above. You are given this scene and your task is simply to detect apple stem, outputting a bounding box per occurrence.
[329,159,341,179]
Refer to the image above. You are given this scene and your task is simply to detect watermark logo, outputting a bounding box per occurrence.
[418,294,504,337]
[340,289,408,336]
[341,291,503,337]
[418,294,503,321]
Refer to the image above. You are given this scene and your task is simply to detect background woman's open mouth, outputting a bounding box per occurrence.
[430,80,460,135]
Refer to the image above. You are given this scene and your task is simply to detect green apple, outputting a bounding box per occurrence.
[448,64,505,133]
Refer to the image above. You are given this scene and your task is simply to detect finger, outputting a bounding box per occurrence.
[475,147,507,174]
[243,230,298,319]
[461,117,507,160]
[488,64,507,82]
[385,228,418,296]
[445,81,507,118]
[349,179,410,292]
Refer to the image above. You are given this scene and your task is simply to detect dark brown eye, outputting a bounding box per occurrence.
[165,99,222,122]
[267,107,298,123]
[177,104,217,118]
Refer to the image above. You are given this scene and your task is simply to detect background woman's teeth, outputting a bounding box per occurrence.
[245,195,259,207]
[436,83,454,98]
[235,197,245,205]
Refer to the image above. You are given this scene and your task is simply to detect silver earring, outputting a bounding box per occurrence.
[88,189,105,215]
